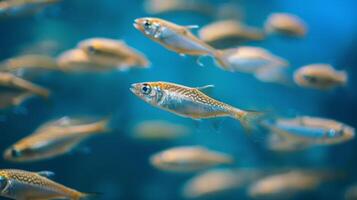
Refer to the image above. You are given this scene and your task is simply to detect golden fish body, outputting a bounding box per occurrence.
[0,54,58,72]
[4,117,110,162]
[130,81,261,129]
[0,169,88,200]
[56,49,105,72]
[264,13,307,37]
[77,38,150,69]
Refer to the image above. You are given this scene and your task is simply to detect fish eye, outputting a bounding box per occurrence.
[304,75,318,83]
[87,45,96,54]
[141,83,152,95]
[0,176,8,191]
[327,129,342,138]
[10,148,21,158]
[144,20,151,28]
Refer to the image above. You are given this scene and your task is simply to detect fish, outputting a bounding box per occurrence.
[56,49,105,72]
[198,20,265,48]
[266,133,311,152]
[294,64,347,90]
[77,38,150,70]
[264,13,307,37]
[262,116,355,146]
[0,169,95,200]
[133,17,231,70]
[149,146,233,173]
[0,0,60,18]
[132,120,190,141]
[248,170,331,199]
[143,0,215,16]
[0,72,50,98]
[220,46,289,84]
[0,91,33,110]
[3,116,110,162]
[0,54,58,76]
[182,168,262,198]
[130,81,262,130]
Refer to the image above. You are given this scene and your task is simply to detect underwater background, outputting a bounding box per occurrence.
[1,0,357,199]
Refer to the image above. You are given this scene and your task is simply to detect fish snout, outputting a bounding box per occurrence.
[3,147,21,160]
[133,19,143,31]
[130,83,139,94]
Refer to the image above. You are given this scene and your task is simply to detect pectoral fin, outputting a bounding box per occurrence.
[196,85,214,95]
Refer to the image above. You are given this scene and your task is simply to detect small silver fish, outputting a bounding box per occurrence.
[150,146,233,173]
[294,64,347,90]
[133,17,230,70]
[0,169,95,200]
[130,81,262,130]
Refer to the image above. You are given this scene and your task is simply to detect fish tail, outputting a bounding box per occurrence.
[76,192,102,200]
[95,117,112,133]
[211,49,232,71]
[230,108,264,132]
[13,77,50,98]
[338,70,348,85]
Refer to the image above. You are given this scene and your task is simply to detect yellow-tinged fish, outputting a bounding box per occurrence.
[198,20,265,48]
[130,81,262,130]
[266,133,311,152]
[294,64,347,90]
[133,17,231,70]
[264,13,307,37]
[0,0,60,18]
[182,168,262,199]
[4,116,110,162]
[150,146,233,173]
[57,49,104,72]
[143,0,215,16]
[0,72,50,98]
[77,38,150,70]
[0,169,95,200]
[132,120,190,141]
[0,54,58,73]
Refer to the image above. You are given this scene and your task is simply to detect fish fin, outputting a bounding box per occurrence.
[337,70,348,85]
[211,50,232,71]
[179,53,186,57]
[185,25,199,30]
[78,192,102,200]
[231,108,264,133]
[196,85,214,94]
[36,171,55,178]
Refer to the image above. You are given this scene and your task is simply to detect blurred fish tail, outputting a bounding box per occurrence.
[338,70,348,85]
[95,117,112,133]
[230,108,264,132]
[211,49,232,71]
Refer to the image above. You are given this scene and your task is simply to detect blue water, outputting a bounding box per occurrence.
[0,0,357,199]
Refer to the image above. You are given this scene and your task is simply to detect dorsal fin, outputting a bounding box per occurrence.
[185,25,199,30]
[196,85,214,95]
[37,171,55,178]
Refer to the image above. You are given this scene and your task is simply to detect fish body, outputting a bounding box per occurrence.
[143,0,215,16]
[294,64,347,90]
[0,0,59,18]
[150,146,233,172]
[4,117,110,162]
[77,38,150,69]
[263,116,355,145]
[133,17,230,70]
[130,81,261,129]
[265,13,307,37]
[0,169,90,200]
[57,49,104,72]
[132,120,190,141]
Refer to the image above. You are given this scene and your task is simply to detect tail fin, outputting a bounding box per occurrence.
[337,70,348,85]
[211,50,232,71]
[78,192,102,200]
[94,117,112,133]
[230,108,264,132]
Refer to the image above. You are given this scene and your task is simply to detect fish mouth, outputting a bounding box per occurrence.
[129,83,137,93]
[133,19,141,30]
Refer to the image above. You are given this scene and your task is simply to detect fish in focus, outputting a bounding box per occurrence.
[4,116,110,162]
[198,20,265,48]
[130,81,262,130]
[0,0,60,18]
[294,64,347,90]
[182,168,262,199]
[0,169,95,200]
[149,146,233,173]
[264,13,307,37]
[143,0,215,16]
[262,116,355,146]
[132,120,191,141]
[133,17,231,70]
[77,38,150,70]
[248,170,331,199]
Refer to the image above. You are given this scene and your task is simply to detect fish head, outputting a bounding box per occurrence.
[130,82,164,106]
[0,174,9,194]
[134,18,163,39]
[326,126,355,142]
[3,146,25,162]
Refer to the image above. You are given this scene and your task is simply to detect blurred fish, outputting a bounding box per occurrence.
[77,38,150,70]
[294,64,347,90]
[248,170,331,199]
[4,116,110,162]
[0,72,50,104]
[150,146,233,173]
[0,54,58,78]
[264,13,307,37]
[266,133,311,152]
[0,169,95,200]
[182,168,262,198]
[345,184,357,200]
[57,48,104,72]
[133,17,230,70]
[220,47,290,84]
[198,20,265,49]
[262,116,355,146]
[130,81,262,130]
[143,0,215,16]
[0,0,60,18]
[132,120,191,141]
